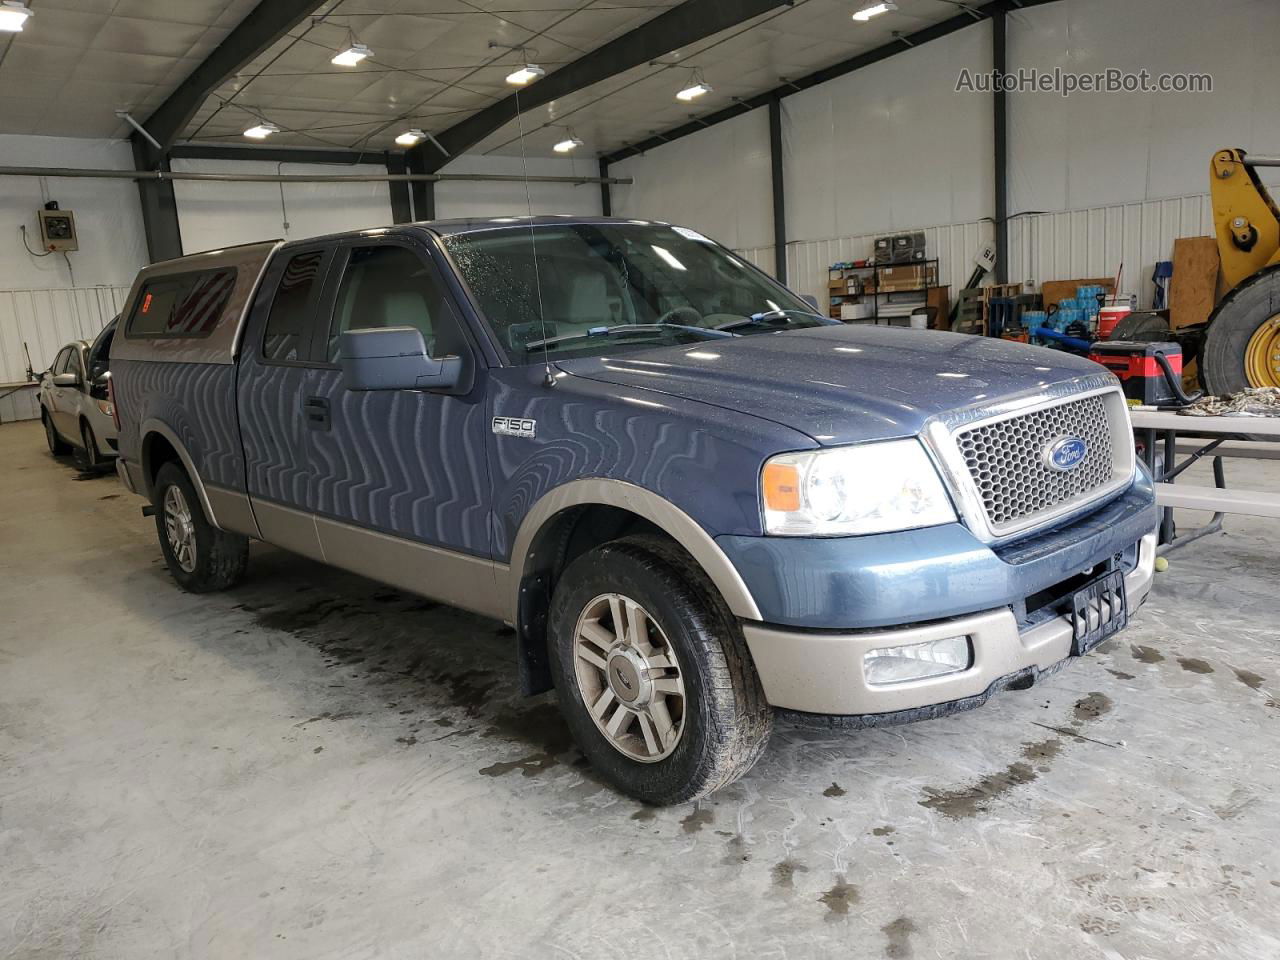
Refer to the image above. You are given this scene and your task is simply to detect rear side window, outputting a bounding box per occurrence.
[127,269,236,338]
[263,251,325,362]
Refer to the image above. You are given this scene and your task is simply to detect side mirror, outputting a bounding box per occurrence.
[800,294,820,311]
[339,326,463,392]
[52,372,79,388]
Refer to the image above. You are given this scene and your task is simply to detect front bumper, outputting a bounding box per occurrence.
[742,531,1156,717]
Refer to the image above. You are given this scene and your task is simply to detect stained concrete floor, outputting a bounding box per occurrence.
[1,418,1279,959]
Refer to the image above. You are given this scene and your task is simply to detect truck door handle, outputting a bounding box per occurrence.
[303,396,330,430]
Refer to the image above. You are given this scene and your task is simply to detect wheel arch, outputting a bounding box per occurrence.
[507,479,762,695]
[139,420,221,528]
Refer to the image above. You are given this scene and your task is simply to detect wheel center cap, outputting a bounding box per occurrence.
[606,649,650,705]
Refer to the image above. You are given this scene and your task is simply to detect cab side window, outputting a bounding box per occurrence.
[263,251,325,362]
[328,245,464,362]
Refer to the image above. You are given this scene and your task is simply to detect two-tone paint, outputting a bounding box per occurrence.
[111,217,1159,719]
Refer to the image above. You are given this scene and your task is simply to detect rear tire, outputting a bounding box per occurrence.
[43,409,70,456]
[153,462,249,593]
[548,534,772,805]
[1202,265,1280,394]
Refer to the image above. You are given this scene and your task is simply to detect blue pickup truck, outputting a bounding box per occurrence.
[110,217,1158,804]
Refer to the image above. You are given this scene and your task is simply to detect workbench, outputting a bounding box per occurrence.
[1129,408,1280,553]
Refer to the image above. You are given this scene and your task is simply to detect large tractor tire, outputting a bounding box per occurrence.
[1201,264,1280,395]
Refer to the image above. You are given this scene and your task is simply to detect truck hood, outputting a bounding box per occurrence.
[556,324,1111,446]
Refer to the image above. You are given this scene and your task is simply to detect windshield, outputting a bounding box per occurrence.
[442,222,832,363]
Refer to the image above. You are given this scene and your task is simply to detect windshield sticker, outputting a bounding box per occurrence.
[672,226,712,243]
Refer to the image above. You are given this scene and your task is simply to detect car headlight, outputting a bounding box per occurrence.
[761,439,957,536]
[96,399,114,417]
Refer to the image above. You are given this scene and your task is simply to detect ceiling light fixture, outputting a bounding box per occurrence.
[490,41,545,86]
[505,63,545,86]
[395,128,426,147]
[0,0,32,32]
[331,41,372,66]
[852,1,897,22]
[552,134,583,153]
[243,121,280,140]
[675,68,712,102]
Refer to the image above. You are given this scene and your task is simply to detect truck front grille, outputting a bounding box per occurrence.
[954,393,1119,534]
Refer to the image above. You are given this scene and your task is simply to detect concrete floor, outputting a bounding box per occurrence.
[2,418,1279,960]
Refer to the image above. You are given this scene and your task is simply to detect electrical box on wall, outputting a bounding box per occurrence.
[37,207,78,252]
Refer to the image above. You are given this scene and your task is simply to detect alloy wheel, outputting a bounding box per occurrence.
[572,592,686,762]
[163,485,197,573]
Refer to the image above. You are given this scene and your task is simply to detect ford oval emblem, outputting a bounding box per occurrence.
[1046,437,1088,472]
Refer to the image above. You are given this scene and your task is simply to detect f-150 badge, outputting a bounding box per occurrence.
[493,416,536,439]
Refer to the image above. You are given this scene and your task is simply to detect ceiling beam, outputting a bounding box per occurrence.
[603,0,1062,164]
[134,0,329,158]
[169,144,391,166]
[408,0,792,173]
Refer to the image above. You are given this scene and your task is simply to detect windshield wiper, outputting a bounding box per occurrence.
[525,323,733,351]
[714,309,832,332]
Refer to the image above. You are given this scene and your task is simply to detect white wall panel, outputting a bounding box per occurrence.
[435,155,602,220]
[734,245,775,278]
[171,158,395,253]
[0,284,129,420]
[783,22,994,246]
[1008,0,1280,215]
[0,135,148,291]
[611,108,773,251]
[1008,193,1213,309]
[779,219,995,307]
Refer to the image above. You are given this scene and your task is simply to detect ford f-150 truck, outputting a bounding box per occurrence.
[110,217,1159,804]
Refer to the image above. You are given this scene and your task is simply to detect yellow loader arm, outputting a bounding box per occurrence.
[1210,148,1280,291]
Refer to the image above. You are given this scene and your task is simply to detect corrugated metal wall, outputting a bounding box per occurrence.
[0,285,130,423]
[1007,194,1212,310]
[740,191,1211,314]
[737,219,995,307]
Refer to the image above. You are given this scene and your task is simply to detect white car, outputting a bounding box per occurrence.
[38,318,118,470]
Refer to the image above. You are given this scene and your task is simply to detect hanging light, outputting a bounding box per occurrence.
[852,1,896,22]
[505,63,545,85]
[0,0,33,32]
[552,134,583,153]
[676,70,712,102]
[243,121,280,139]
[395,128,426,147]
[331,41,372,66]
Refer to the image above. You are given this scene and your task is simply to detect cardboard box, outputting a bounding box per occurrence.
[1041,277,1115,310]
[878,265,929,292]
[1170,236,1220,330]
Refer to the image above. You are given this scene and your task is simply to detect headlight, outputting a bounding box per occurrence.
[96,399,114,417]
[761,439,957,536]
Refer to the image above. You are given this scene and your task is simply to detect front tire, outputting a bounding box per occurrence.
[43,409,70,456]
[153,462,249,593]
[76,420,105,472]
[549,535,772,805]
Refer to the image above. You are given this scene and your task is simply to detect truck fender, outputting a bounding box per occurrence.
[139,419,223,531]
[507,478,763,623]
